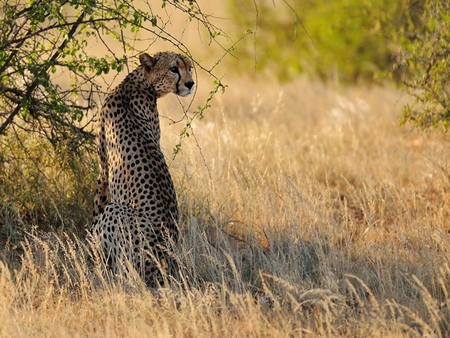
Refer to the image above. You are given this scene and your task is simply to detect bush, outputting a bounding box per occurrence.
[0,132,96,239]
[396,0,450,130]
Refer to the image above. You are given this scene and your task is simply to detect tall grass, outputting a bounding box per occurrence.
[1,77,450,336]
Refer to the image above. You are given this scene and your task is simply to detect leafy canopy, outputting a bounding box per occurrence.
[0,0,227,152]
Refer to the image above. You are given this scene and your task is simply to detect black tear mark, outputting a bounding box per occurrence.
[175,57,186,94]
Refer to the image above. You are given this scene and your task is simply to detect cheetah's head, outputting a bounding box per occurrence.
[139,52,195,98]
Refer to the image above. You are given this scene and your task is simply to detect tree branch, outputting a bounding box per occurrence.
[0,10,86,136]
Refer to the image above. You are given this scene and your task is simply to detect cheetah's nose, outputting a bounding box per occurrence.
[185,81,195,90]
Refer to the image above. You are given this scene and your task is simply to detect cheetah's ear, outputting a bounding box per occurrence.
[139,53,155,71]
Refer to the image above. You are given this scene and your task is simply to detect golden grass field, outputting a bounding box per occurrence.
[1,74,450,336]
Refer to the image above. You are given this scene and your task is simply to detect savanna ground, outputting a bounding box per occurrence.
[1,75,450,337]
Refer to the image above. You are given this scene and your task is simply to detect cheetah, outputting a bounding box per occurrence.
[91,52,194,287]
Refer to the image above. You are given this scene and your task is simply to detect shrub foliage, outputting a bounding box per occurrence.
[396,0,450,130]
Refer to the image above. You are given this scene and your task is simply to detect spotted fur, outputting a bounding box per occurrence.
[91,52,194,287]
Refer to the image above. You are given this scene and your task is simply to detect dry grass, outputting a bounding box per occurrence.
[1,77,450,336]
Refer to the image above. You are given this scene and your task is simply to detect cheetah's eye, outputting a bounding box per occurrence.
[169,66,179,74]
